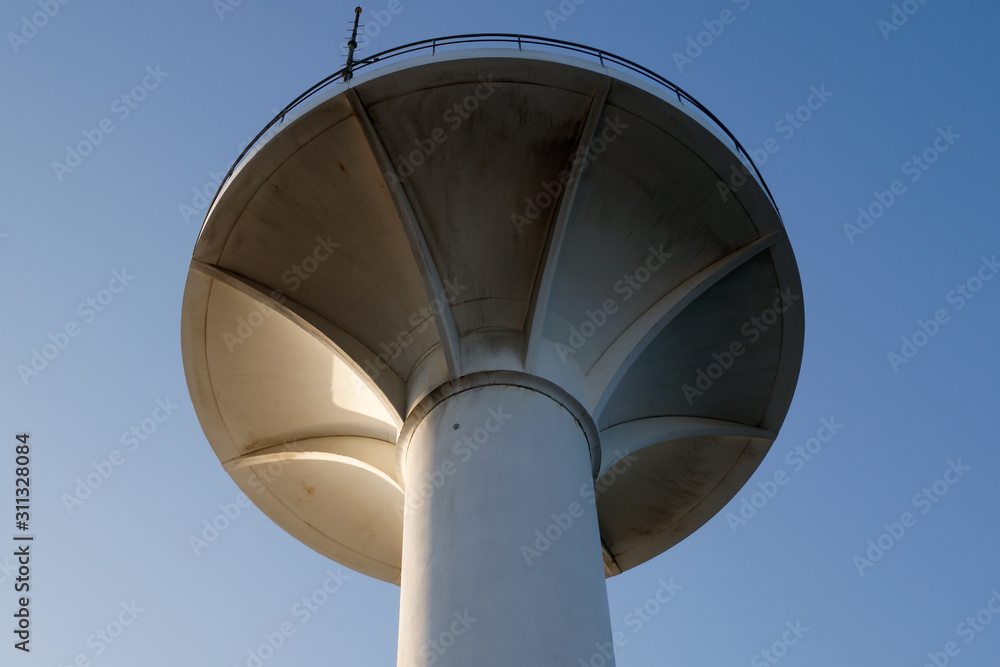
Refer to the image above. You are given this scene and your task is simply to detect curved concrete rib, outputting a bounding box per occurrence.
[588,230,785,419]
[761,237,806,432]
[191,260,407,423]
[346,89,463,380]
[598,416,776,477]
[223,436,402,492]
[524,77,612,373]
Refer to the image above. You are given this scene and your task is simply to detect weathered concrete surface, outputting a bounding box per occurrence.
[181,49,804,589]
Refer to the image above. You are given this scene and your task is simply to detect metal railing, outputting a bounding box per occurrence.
[204,33,778,221]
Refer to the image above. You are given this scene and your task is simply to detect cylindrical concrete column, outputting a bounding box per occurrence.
[396,379,614,667]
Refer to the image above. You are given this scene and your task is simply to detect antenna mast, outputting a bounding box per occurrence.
[345,6,362,82]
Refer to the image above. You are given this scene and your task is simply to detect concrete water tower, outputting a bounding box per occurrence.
[181,31,803,666]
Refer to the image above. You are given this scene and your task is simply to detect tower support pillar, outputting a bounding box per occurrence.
[396,376,614,666]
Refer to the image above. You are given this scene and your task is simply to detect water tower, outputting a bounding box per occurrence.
[181,31,803,666]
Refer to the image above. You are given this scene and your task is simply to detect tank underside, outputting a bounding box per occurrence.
[181,48,804,584]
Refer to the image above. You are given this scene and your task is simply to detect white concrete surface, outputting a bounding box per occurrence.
[180,47,804,636]
[397,381,613,666]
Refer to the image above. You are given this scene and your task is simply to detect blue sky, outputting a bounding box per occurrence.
[2,0,998,665]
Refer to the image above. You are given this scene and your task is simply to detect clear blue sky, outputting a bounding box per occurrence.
[2,0,998,665]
